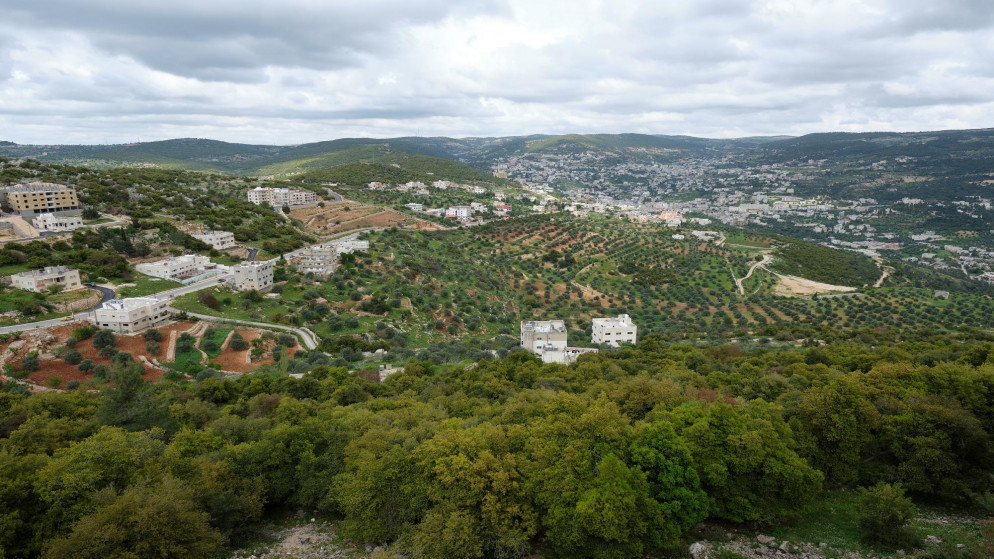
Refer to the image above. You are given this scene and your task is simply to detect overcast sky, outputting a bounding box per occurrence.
[1,0,992,144]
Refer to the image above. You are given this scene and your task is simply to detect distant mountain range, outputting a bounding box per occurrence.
[2,129,993,178]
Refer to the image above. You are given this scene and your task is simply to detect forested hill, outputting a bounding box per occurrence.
[1,330,992,557]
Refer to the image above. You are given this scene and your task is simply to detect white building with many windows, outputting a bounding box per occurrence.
[9,266,82,293]
[232,260,275,291]
[591,314,638,347]
[247,187,317,207]
[93,297,171,334]
[32,213,83,232]
[135,255,213,281]
[192,230,237,250]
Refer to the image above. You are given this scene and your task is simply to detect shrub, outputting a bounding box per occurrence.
[146,340,161,355]
[66,380,81,390]
[45,376,63,389]
[64,349,83,365]
[93,329,116,349]
[198,291,220,310]
[72,325,93,340]
[78,359,94,372]
[92,365,109,380]
[99,346,118,358]
[202,339,219,353]
[858,482,916,548]
[278,333,296,347]
[142,329,162,342]
[229,332,249,351]
[20,353,39,372]
[64,337,78,348]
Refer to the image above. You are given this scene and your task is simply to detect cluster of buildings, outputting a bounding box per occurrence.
[519,314,637,365]
[247,187,317,207]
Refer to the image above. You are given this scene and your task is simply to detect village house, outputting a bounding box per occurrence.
[191,230,237,250]
[232,260,275,291]
[9,266,82,293]
[591,314,638,347]
[31,213,83,232]
[136,255,213,281]
[93,297,171,334]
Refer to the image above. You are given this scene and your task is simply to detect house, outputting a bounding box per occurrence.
[192,230,237,250]
[136,255,213,281]
[32,213,83,232]
[404,203,424,212]
[93,297,171,334]
[9,266,82,293]
[591,314,638,347]
[521,320,567,355]
[232,260,275,291]
[334,239,369,254]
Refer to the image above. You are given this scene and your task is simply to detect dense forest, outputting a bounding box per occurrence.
[1,329,993,558]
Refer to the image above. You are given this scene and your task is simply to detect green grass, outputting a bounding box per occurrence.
[83,218,114,225]
[115,275,182,298]
[200,328,231,359]
[168,345,203,372]
[769,490,985,554]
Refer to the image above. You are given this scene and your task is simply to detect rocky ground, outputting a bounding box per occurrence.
[229,519,358,559]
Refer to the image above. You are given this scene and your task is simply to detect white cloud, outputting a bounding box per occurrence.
[0,0,992,143]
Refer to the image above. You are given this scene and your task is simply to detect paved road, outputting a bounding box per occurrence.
[152,273,233,302]
[167,308,319,350]
[0,276,230,334]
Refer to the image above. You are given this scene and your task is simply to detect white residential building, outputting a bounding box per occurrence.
[135,255,213,281]
[93,297,171,334]
[446,206,472,219]
[9,266,82,293]
[520,319,568,359]
[192,230,237,250]
[591,314,638,347]
[404,203,424,212]
[233,260,275,291]
[520,320,600,364]
[334,239,369,254]
[247,187,317,207]
[296,246,338,277]
[32,213,83,232]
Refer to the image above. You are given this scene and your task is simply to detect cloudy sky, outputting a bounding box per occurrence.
[1,0,992,144]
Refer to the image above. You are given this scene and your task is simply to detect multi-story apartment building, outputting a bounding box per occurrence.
[591,314,638,347]
[93,297,171,334]
[31,213,83,232]
[247,187,317,207]
[192,230,237,250]
[0,183,80,215]
[135,255,213,281]
[232,260,275,291]
[520,320,568,354]
[9,266,82,293]
[296,246,338,277]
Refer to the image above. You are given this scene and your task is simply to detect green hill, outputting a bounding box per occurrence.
[294,151,502,185]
